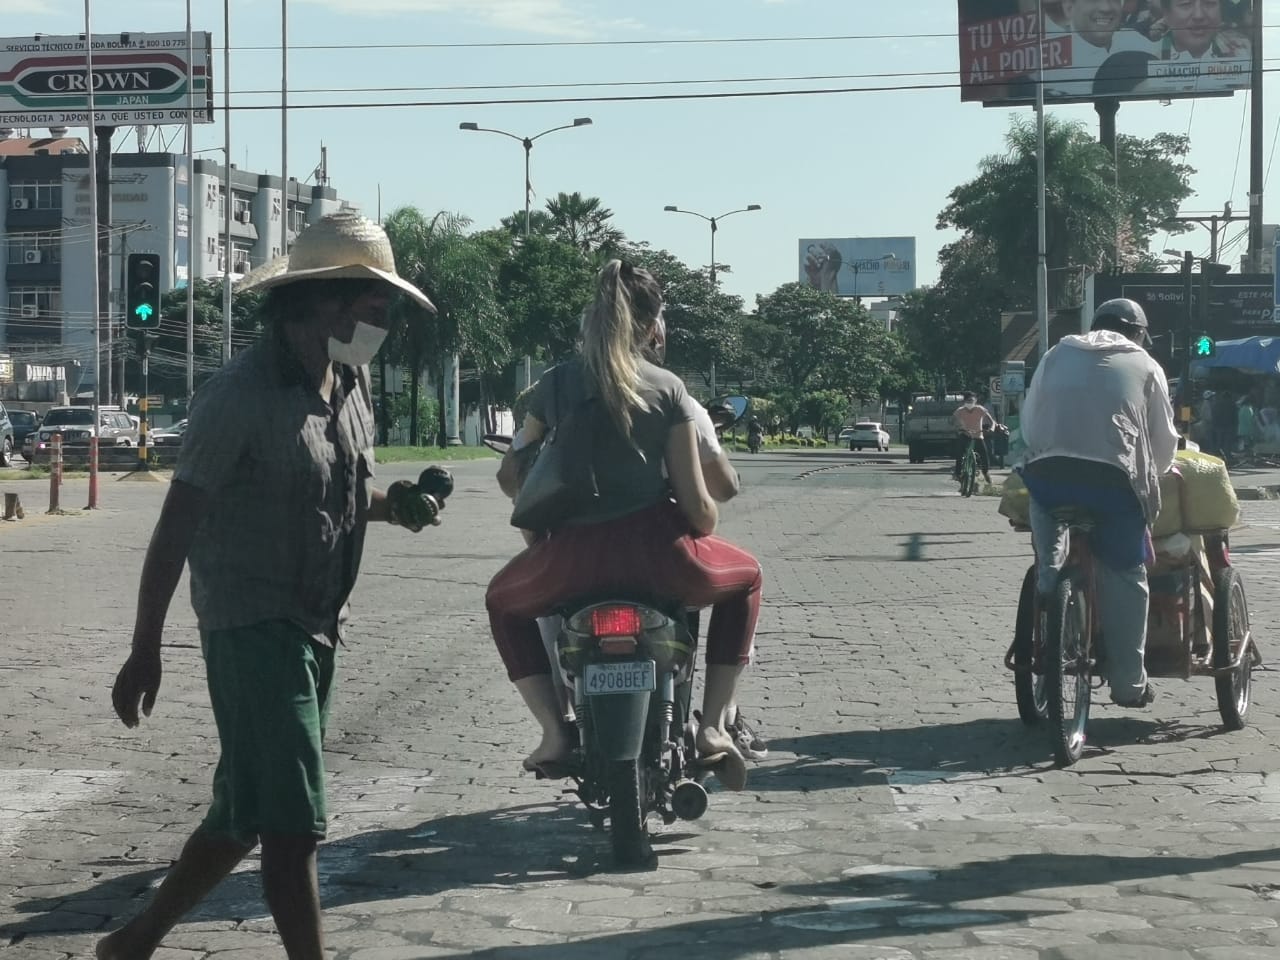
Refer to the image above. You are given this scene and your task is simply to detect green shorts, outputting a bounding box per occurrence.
[200,621,335,844]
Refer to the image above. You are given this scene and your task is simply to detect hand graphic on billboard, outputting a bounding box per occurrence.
[804,243,843,293]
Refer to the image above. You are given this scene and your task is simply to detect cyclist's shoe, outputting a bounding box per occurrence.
[1113,684,1156,709]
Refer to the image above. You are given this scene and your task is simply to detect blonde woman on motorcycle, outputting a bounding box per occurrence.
[487,259,763,790]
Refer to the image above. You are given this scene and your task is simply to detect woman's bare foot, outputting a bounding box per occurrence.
[696,725,748,791]
[521,723,575,773]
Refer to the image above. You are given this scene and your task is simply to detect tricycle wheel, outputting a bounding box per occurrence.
[1044,569,1091,767]
[1014,565,1048,725]
[607,759,653,867]
[1212,566,1251,731]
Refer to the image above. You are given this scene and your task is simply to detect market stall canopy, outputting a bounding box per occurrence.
[1192,337,1280,377]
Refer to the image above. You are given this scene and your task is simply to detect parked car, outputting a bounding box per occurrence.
[847,421,891,452]
[28,406,139,462]
[149,419,187,447]
[7,409,40,460]
[0,401,13,467]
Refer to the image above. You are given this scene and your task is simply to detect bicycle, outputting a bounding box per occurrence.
[1006,507,1099,767]
[956,436,981,498]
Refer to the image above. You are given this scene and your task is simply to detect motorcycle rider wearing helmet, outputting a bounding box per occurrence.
[1019,298,1179,708]
[487,260,763,790]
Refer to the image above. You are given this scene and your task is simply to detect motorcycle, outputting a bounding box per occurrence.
[747,430,763,454]
[483,396,749,865]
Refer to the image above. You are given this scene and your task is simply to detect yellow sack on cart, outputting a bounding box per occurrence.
[999,449,1237,535]
[1169,448,1239,532]
[998,472,1031,526]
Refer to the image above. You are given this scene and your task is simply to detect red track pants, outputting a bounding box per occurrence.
[486,501,763,681]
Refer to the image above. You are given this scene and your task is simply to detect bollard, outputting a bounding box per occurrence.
[3,492,20,520]
[48,434,61,513]
[86,435,99,509]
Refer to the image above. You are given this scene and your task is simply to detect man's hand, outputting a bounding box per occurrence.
[386,479,443,532]
[112,649,162,728]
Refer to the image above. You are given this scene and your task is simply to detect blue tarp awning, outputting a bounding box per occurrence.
[1192,336,1280,377]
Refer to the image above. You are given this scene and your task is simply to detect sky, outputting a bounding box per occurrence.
[0,0,1276,307]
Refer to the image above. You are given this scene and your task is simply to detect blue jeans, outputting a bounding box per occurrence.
[1022,470,1150,705]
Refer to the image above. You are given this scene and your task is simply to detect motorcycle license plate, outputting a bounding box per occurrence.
[583,661,656,696]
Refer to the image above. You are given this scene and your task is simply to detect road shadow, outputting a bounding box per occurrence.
[749,715,1167,793]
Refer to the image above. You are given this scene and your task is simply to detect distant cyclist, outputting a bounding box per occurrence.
[1019,298,1178,708]
[952,391,994,486]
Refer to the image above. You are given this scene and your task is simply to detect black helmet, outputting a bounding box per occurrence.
[1092,298,1151,345]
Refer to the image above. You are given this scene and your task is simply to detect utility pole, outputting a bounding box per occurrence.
[1163,206,1248,265]
[96,126,114,405]
[1247,0,1264,272]
[1179,250,1194,430]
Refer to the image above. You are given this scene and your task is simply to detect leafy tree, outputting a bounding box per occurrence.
[799,389,850,438]
[939,115,1193,307]
[623,244,745,392]
[749,283,888,400]
[546,191,626,256]
[496,232,597,363]
[382,207,506,445]
[500,209,555,237]
[150,280,263,397]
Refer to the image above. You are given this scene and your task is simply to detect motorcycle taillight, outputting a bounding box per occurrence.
[590,605,643,637]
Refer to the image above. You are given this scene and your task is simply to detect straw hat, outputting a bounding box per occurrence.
[238,211,435,312]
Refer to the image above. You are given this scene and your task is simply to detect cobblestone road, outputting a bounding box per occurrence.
[1,452,1278,959]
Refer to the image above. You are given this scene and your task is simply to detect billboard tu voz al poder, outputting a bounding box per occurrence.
[958,0,1252,105]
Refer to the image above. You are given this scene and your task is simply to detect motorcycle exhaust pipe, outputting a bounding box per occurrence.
[671,779,709,821]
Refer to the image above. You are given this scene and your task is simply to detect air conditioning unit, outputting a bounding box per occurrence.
[20,304,38,318]
[11,198,30,210]
[23,249,41,264]
[235,210,251,224]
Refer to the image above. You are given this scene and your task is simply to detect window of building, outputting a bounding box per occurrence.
[8,181,61,211]
[232,193,252,224]
[271,195,281,219]
[231,243,253,274]
[5,232,61,265]
[7,287,63,340]
[217,238,227,273]
[287,202,307,235]
[217,186,225,220]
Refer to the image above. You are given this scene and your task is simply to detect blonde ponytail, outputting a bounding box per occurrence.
[581,260,662,438]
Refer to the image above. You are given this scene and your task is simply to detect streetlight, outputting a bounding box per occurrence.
[663,203,762,394]
[845,253,896,301]
[459,118,593,237]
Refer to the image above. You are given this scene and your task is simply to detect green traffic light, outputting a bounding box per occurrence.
[134,303,154,322]
[1193,335,1215,358]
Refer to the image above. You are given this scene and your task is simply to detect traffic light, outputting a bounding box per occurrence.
[1192,333,1216,359]
[126,253,161,330]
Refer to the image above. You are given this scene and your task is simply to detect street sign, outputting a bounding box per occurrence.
[989,376,1003,398]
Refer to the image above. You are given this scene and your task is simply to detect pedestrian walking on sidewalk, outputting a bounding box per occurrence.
[99,213,445,960]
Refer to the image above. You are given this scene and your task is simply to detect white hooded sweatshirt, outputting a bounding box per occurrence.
[1020,330,1179,523]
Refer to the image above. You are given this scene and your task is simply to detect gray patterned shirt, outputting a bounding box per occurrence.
[174,325,377,645]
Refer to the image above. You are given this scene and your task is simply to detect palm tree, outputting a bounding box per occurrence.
[545,191,625,256]
[382,206,506,446]
[500,209,555,237]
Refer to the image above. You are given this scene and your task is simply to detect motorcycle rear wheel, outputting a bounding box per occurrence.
[607,759,652,866]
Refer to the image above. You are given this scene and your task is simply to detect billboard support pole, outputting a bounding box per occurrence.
[1095,99,1121,268]
[222,0,233,362]
[1034,0,1049,363]
[1247,0,1264,272]
[96,127,113,407]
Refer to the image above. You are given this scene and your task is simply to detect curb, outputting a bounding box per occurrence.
[1233,485,1280,501]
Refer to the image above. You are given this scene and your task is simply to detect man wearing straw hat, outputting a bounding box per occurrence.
[100,213,442,960]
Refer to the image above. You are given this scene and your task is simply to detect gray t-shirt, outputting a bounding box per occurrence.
[527,358,699,525]
[174,327,377,645]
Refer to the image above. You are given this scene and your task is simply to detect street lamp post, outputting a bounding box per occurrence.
[460,118,592,396]
[459,118,593,239]
[662,203,762,395]
[845,253,897,301]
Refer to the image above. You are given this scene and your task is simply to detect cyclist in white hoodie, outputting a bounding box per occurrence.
[1019,298,1179,708]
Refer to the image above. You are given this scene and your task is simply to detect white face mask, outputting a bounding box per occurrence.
[964,401,977,410]
[328,321,388,366]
